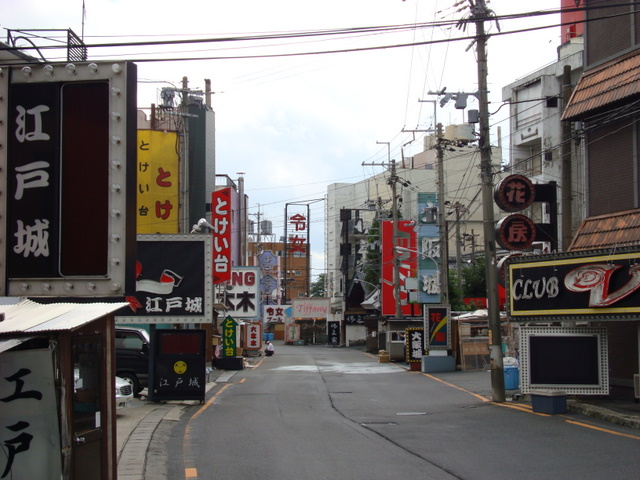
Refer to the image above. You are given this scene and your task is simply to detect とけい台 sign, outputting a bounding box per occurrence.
[1,62,137,297]
[507,249,640,321]
[137,130,180,233]
[211,188,232,284]
[221,317,238,357]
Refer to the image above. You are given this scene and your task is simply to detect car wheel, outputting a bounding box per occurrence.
[118,373,141,396]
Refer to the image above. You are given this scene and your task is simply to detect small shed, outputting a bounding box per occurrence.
[0,298,126,480]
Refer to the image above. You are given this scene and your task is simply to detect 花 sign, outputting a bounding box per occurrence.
[1,62,137,296]
[424,305,450,350]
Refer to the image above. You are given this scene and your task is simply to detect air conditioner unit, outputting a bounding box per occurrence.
[634,374,640,399]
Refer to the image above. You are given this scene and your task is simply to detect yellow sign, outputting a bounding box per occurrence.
[137,130,180,233]
[173,360,187,374]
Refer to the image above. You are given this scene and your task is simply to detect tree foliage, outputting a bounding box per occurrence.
[447,255,487,310]
[310,273,326,297]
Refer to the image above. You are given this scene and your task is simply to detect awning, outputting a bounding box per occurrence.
[562,50,640,121]
[568,208,640,251]
[0,299,128,336]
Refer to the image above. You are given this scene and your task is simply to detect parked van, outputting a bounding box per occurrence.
[115,327,150,395]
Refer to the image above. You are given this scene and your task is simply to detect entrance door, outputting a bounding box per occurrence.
[72,335,103,480]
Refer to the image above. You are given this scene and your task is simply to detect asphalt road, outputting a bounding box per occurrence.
[162,344,640,480]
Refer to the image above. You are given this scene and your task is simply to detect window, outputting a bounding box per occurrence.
[390,331,406,343]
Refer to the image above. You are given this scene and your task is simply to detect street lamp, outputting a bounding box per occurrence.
[394,246,440,272]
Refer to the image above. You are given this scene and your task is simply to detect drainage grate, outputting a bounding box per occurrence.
[330,392,353,395]
[361,422,398,426]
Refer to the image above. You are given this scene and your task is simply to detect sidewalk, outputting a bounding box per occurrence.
[116,364,247,479]
[422,367,640,429]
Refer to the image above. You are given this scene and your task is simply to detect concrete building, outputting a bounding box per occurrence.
[502,36,585,248]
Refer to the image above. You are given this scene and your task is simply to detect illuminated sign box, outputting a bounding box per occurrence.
[116,234,213,324]
[0,62,137,296]
[507,249,640,321]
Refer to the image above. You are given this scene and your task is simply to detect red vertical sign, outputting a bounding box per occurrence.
[381,220,418,316]
[211,188,232,283]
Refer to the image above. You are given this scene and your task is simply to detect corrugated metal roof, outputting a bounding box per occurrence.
[568,208,640,251]
[562,49,640,121]
[0,299,128,335]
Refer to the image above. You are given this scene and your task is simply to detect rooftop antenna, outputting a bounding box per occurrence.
[81,0,86,41]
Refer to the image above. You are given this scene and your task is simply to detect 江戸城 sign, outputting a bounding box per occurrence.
[507,249,640,321]
[1,62,137,297]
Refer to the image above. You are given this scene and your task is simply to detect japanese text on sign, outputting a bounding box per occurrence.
[212,188,232,284]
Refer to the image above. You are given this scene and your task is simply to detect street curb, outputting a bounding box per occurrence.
[567,400,640,430]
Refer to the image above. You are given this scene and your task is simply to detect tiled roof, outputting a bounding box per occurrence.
[568,208,640,251]
[562,49,640,121]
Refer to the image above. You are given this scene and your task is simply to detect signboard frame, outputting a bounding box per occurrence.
[507,248,640,321]
[0,61,137,297]
[116,234,213,324]
[424,304,451,350]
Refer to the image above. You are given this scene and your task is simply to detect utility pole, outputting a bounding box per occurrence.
[561,65,573,251]
[436,123,449,304]
[365,142,402,319]
[180,76,190,234]
[471,0,505,402]
[389,159,402,319]
[454,203,466,286]
[237,172,246,265]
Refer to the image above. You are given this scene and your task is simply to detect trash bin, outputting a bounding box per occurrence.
[504,365,520,390]
[378,350,390,363]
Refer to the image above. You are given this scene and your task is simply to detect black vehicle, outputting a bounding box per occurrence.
[115,327,150,395]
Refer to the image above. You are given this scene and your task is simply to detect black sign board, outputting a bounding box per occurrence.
[2,62,137,296]
[405,328,425,362]
[328,320,340,346]
[151,329,206,402]
[507,249,640,320]
[116,235,213,324]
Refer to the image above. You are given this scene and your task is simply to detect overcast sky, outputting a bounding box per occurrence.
[3,0,561,279]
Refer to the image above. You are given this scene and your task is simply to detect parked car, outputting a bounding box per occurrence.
[115,327,150,395]
[115,375,133,409]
